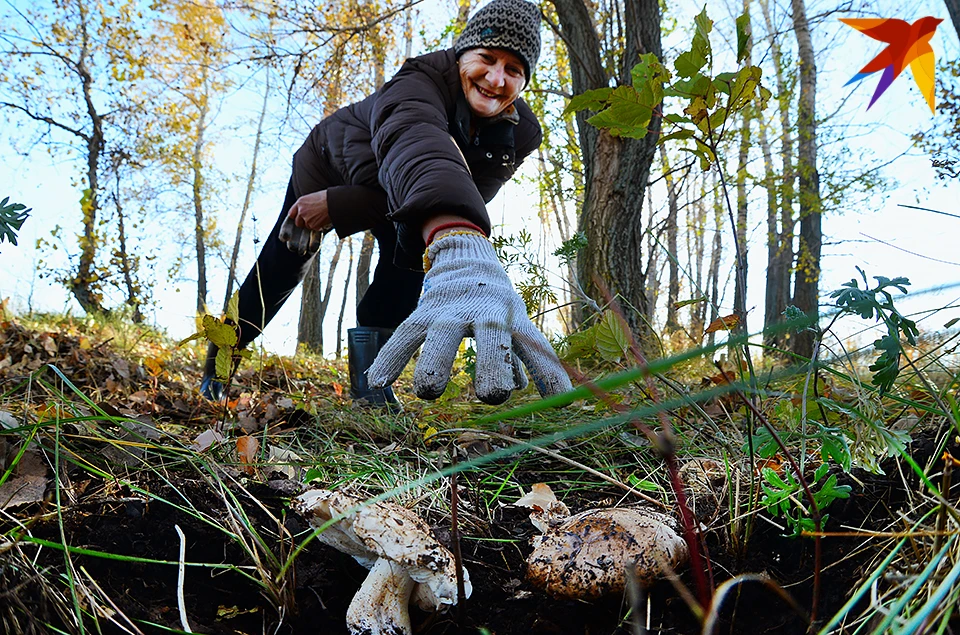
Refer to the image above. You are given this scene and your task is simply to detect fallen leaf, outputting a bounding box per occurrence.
[266,446,301,480]
[704,314,740,334]
[192,429,226,452]
[0,447,49,509]
[237,436,260,476]
[143,356,163,377]
[332,382,344,398]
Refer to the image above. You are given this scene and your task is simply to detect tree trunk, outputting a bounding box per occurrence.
[337,239,355,359]
[733,108,751,334]
[455,0,473,30]
[706,173,724,348]
[112,170,143,323]
[192,64,211,316]
[686,174,707,337]
[760,0,796,353]
[661,146,680,330]
[298,256,323,352]
[552,0,662,335]
[643,185,661,326]
[298,238,345,354]
[790,0,822,358]
[356,231,374,305]
[945,0,960,40]
[224,70,271,312]
[758,120,785,351]
[72,7,105,315]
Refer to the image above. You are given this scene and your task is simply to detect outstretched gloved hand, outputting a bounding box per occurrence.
[366,231,573,405]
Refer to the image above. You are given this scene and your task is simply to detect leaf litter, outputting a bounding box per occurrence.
[0,317,956,634]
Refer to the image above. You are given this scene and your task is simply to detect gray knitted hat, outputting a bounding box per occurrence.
[454,0,541,84]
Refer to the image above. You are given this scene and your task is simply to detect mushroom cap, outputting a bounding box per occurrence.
[526,507,688,600]
[294,489,472,607]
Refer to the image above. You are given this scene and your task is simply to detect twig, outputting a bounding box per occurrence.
[449,453,466,623]
[174,524,193,634]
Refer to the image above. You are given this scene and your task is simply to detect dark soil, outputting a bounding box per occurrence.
[2,321,959,635]
[11,434,955,635]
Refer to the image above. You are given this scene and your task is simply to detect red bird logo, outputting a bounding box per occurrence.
[840,16,943,113]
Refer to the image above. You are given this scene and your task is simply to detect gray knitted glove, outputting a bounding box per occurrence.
[367,232,573,405]
[279,215,328,256]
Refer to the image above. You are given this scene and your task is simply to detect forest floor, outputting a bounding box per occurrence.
[0,312,958,635]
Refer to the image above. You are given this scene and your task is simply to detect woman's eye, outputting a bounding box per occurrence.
[480,54,494,63]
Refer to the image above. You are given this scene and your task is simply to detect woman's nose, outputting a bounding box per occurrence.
[486,64,505,88]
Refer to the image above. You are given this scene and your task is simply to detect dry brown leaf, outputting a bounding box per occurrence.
[192,428,225,452]
[0,447,49,509]
[704,314,740,334]
[237,436,260,475]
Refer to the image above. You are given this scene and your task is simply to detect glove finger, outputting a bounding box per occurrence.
[279,215,296,243]
[513,323,573,398]
[297,229,312,256]
[413,324,466,400]
[512,349,529,391]
[474,315,516,405]
[366,320,428,389]
[309,229,322,253]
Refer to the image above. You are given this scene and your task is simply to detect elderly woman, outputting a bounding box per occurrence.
[201,0,572,408]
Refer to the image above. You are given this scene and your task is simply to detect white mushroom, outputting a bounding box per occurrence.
[294,489,471,634]
[514,482,571,532]
[525,506,688,600]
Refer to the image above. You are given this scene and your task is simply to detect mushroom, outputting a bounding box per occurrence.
[514,484,688,601]
[525,506,688,600]
[294,489,471,635]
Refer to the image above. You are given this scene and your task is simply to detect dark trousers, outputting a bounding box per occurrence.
[234,179,424,348]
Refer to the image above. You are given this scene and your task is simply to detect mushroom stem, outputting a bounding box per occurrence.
[346,557,416,635]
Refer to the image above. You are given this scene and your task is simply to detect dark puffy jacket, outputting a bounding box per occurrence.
[291,48,542,268]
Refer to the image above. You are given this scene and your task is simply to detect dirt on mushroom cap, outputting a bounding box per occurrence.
[526,507,689,600]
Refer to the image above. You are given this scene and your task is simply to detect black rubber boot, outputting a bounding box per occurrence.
[199,341,225,401]
[348,327,402,412]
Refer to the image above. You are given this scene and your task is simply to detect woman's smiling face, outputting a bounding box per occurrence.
[458,48,526,119]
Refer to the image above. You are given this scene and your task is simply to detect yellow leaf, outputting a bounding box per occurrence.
[203,314,237,348]
[704,314,740,334]
[423,426,439,443]
[215,347,232,380]
[226,291,240,323]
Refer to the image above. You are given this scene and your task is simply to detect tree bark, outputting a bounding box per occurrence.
[706,173,724,349]
[337,239,355,359]
[298,238,345,354]
[192,63,211,315]
[224,70,271,312]
[551,0,662,335]
[298,256,323,352]
[758,120,786,351]
[760,0,796,353]
[733,108,751,334]
[111,169,143,323]
[790,0,822,358]
[72,3,105,315]
[355,231,374,305]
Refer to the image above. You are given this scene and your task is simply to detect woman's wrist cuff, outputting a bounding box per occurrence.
[425,221,486,246]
